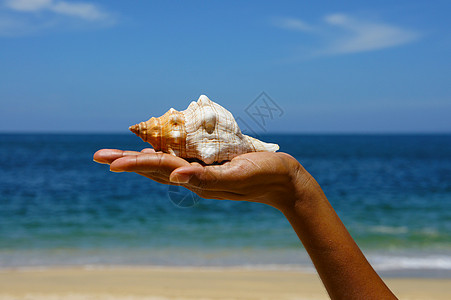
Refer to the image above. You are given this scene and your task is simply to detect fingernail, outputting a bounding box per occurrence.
[170,173,192,183]
[109,167,123,173]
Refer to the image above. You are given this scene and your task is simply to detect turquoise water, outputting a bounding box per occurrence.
[0,134,450,277]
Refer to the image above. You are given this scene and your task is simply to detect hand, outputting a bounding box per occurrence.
[93,148,308,210]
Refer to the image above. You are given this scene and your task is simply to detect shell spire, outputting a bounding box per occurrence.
[129,109,187,157]
[129,95,279,164]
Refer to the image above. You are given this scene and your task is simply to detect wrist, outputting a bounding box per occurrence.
[277,161,325,215]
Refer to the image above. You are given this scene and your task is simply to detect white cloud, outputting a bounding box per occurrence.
[5,0,52,11]
[273,13,420,56]
[322,13,419,54]
[272,17,313,32]
[0,0,115,36]
[50,2,108,20]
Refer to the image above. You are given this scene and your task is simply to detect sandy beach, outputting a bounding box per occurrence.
[0,267,449,300]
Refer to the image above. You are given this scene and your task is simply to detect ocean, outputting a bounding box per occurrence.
[0,133,450,278]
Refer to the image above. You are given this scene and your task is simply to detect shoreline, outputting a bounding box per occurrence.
[0,266,450,300]
[1,262,450,279]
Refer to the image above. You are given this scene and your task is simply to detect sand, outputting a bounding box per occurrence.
[0,266,449,300]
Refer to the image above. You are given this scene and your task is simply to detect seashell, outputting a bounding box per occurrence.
[129,95,279,164]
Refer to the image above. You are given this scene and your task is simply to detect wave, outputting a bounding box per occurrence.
[369,254,451,271]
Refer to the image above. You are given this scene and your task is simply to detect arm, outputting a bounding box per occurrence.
[282,170,396,299]
[94,149,396,300]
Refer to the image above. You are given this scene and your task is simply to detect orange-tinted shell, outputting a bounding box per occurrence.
[129,108,187,157]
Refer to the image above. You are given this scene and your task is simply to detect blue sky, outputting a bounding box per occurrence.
[0,0,450,133]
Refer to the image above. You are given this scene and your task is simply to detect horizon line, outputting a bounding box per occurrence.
[1,131,450,135]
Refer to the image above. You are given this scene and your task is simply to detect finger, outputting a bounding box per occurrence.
[189,187,247,201]
[169,164,243,191]
[190,161,203,167]
[110,153,190,176]
[169,165,204,184]
[93,149,144,164]
[141,148,156,153]
[136,172,179,185]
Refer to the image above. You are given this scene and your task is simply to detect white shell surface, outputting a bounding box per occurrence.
[182,95,279,164]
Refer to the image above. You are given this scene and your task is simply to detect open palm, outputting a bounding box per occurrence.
[94,148,304,209]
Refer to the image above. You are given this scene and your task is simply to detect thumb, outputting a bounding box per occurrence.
[169,165,203,184]
[170,165,224,190]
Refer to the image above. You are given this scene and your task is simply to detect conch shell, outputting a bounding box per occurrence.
[129,95,279,164]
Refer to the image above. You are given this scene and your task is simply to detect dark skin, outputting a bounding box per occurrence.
[94,148,397,300]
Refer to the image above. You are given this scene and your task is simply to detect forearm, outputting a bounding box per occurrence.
[280,169,397,299]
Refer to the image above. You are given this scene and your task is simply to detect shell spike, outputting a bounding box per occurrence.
[198,94,212,105]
